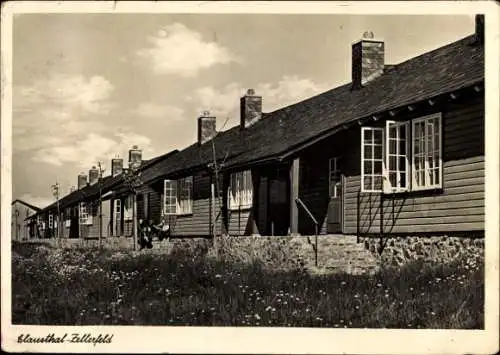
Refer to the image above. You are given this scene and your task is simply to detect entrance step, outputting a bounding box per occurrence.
[308,234,380,275]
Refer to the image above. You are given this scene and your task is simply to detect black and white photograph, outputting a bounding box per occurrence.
[2,1,499,354]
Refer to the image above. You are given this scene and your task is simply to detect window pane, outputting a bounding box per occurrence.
[364,145,372,159]
[373,131,383,145]
[399,138,406,155]
[374,145,382,160]
[391,155,399,170]
[399,172,407,188]
[389,172,397,188]
[363,129,372,143]
[434,169,440,185]
[389,139,397,155]
[374,161,382,174]
[363,176,373,191]
[373,176,383,191]
[364,161,373,174]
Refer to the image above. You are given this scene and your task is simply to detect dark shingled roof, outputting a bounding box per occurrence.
[33,150,180,216]
[30,33,484,215]
[224,34,484,168]
[146,33,484,182]
[12,199,42,212]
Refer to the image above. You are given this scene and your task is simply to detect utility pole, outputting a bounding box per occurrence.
[51,182,60,247]
[97,161,105,249]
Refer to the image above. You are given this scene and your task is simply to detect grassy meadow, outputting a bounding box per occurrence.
[11,242,483,328]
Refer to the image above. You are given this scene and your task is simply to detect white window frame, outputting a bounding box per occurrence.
[412,113,443,191]
[177,176,193,215]
[228,170,253,210]
[361,112,443,194]
[162,177,194,216]
[329,157,341,197]
[384,120,411,193]
[64,208,71,227]
[123,195,133,221]
[163,179,178,216]
[79,202,92,225]
[361,127,385,193]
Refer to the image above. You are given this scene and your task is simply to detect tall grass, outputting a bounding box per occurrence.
[11,242,483,328]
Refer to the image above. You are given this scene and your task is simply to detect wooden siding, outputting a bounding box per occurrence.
[295,95,484,235]
[343,97,484,234]
[170,171,224,237]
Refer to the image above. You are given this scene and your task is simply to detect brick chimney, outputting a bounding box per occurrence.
[77,172,88,190]
[89,166,99,185]
[352,32,385,89]
[475,14,484,44]
[128,145,142,170]
[111,156,124,177]
[240,89,262,129]
[198,111,217,144]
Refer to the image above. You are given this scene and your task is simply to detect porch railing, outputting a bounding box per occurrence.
[295,198,319,267]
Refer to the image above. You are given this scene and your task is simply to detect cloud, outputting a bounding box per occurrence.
[17,194,55,209]
[15,73,115,115]
[32,131,155,170]
[134,102,184,120]
[136,23,238,77]
[186,75,330,129]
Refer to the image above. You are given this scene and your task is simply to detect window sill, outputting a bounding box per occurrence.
[176,212,193,217]
[228,206,252,212]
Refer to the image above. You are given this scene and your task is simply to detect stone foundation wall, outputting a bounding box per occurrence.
[359,235,485,267]
[19,234,485,273]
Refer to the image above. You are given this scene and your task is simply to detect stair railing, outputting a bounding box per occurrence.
[295,198,319,267]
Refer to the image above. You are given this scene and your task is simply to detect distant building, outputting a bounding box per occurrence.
[11,199,41,241]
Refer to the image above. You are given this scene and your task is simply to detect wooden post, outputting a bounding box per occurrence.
[133,194,138,251]
[289,158,300,235]
[211,182,217,256]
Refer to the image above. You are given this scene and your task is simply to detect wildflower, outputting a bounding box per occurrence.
[376,283,382,288]
[265,306,272,312]
[341,281,346,286]
[215,274,222,278]
[254,314,261,320]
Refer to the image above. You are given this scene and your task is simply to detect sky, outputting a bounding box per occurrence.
[12,13,476,208]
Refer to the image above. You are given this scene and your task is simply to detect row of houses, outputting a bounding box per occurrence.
[24,16,485,243]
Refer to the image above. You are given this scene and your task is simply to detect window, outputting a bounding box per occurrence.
[329,157,341,197]
[123,195,133,220]
[361,127,384,192]
[48,214,54,229]
[163,176,194,216]
[385,120,410,193]
[178,176,193,215]
[228,170,253,210]
[412,114,442,190]
[79,203,92,225]
[360,113,442,193]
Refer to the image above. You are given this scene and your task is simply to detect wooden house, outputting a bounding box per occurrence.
[145,16,484,239]
[214,17,485,238]
[11,199,41,241]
